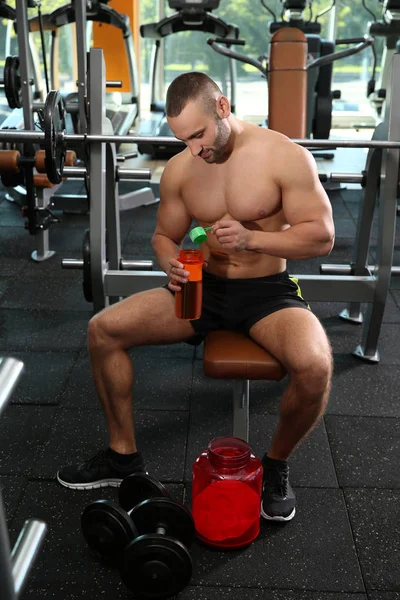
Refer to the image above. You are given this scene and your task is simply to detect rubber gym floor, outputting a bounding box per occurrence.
[0,165,400,599]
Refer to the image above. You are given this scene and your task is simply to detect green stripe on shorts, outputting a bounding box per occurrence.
[289,276,311,310]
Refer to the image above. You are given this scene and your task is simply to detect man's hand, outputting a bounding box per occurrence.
[212,220,250,251]
[168,258,189,292]
[168,256,208,292]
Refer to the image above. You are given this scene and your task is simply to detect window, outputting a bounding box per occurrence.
[139,0,388,129]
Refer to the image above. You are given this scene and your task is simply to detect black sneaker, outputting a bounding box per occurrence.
[57,449,146,490]
[261,455,296,522]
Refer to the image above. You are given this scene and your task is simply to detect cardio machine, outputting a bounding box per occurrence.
[137,0,240,158]
[208,0,373,144]
[266,0,341,139]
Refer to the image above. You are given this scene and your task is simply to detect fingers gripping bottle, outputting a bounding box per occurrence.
[192,436,263,549]
[175,249,204,320]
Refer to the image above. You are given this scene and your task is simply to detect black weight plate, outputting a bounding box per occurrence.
[120,534,192,599]
[81,499,137,565]
[118,472,170,513]
[4,56,22,109]
[44,90,66,184]
[82,229,92,302]
[130,498,195,549]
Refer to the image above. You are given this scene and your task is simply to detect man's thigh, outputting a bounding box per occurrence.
[248,307,332,373]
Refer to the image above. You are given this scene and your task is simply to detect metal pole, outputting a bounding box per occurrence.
[11,519,47,598]
[74,0,88,133]
[15,0,37,236]
[15,0,33,130]
[0,357,24,419]
[328,0,339,42]
[0,493,15,600]
[356,53,400,361]
[0,356,24,600]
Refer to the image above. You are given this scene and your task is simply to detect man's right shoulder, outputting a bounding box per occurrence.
[160,149,190,196]
[161,149,190,183]
[166,148,191,170]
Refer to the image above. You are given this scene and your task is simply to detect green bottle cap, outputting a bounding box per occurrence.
[189,225,212,245]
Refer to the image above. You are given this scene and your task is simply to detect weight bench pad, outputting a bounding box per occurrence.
[203,331,286,380]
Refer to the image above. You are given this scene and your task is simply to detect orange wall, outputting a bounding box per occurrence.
[92,0,140,93]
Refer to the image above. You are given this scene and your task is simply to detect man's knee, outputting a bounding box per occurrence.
[291,350,332,399]
[88,311,119,353]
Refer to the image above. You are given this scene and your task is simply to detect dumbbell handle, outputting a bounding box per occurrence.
[125,506,166,536]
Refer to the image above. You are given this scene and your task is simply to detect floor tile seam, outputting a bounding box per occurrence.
[341,487,369,596]
[322,416,341,488]
[166,583,368,594]
[2,346,86,354]
[49,407,192,414]
[325,414,400,422]
[0,308,93,319]
[0,306,95,313]
[182,348,196,498]
[325,412,400,418]
[341,196,358,222]
[342,486,400,492]
[9,402,60,407]
[391,289,400,310]
[51,348,88,404]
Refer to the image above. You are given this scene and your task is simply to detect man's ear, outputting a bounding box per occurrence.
[215,95,231,119]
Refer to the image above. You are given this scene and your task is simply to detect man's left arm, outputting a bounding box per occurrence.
[246,143,335,260]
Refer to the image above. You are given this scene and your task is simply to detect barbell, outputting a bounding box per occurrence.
[0,89,399,185]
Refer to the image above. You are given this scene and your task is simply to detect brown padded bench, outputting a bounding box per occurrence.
[203,331,286,442]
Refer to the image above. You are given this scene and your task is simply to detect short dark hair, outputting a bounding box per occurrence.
[166,72,222,117]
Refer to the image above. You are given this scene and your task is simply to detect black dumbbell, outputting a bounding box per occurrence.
[81,473,195,598]
[81,473,170,565]
[120,497,195,599]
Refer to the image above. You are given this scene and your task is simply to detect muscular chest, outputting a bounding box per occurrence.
[182,160,281,224]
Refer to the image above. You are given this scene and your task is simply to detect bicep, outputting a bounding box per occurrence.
[153,167,192,245]
[279,145,333,226]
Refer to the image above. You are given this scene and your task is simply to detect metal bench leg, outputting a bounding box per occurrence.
[232,380,249,442]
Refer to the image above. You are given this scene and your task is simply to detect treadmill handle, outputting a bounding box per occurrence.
[207,38,268,78]
[212,37,246,46]
[307,36,374,70]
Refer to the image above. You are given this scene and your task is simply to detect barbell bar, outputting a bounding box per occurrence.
[1,129,399,149]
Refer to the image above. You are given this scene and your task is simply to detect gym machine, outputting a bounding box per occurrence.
[28,0,140,137]
[0,0,43,123]
[1,45,399,362]
[0,0,154,263]
[0,357,47,600]
[30,0,156,228]
[137,0,240,158]
[365,0,400,118]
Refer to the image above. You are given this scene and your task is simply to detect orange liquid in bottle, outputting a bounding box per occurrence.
[175,250,204,320]
[175,280,203,320]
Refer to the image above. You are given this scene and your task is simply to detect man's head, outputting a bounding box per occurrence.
[166,72,232,163]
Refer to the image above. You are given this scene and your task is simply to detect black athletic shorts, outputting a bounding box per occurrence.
[165,269,310,344]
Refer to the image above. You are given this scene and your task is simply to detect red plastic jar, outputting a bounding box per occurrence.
[192,436,263,549]
[175,249,204,320]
